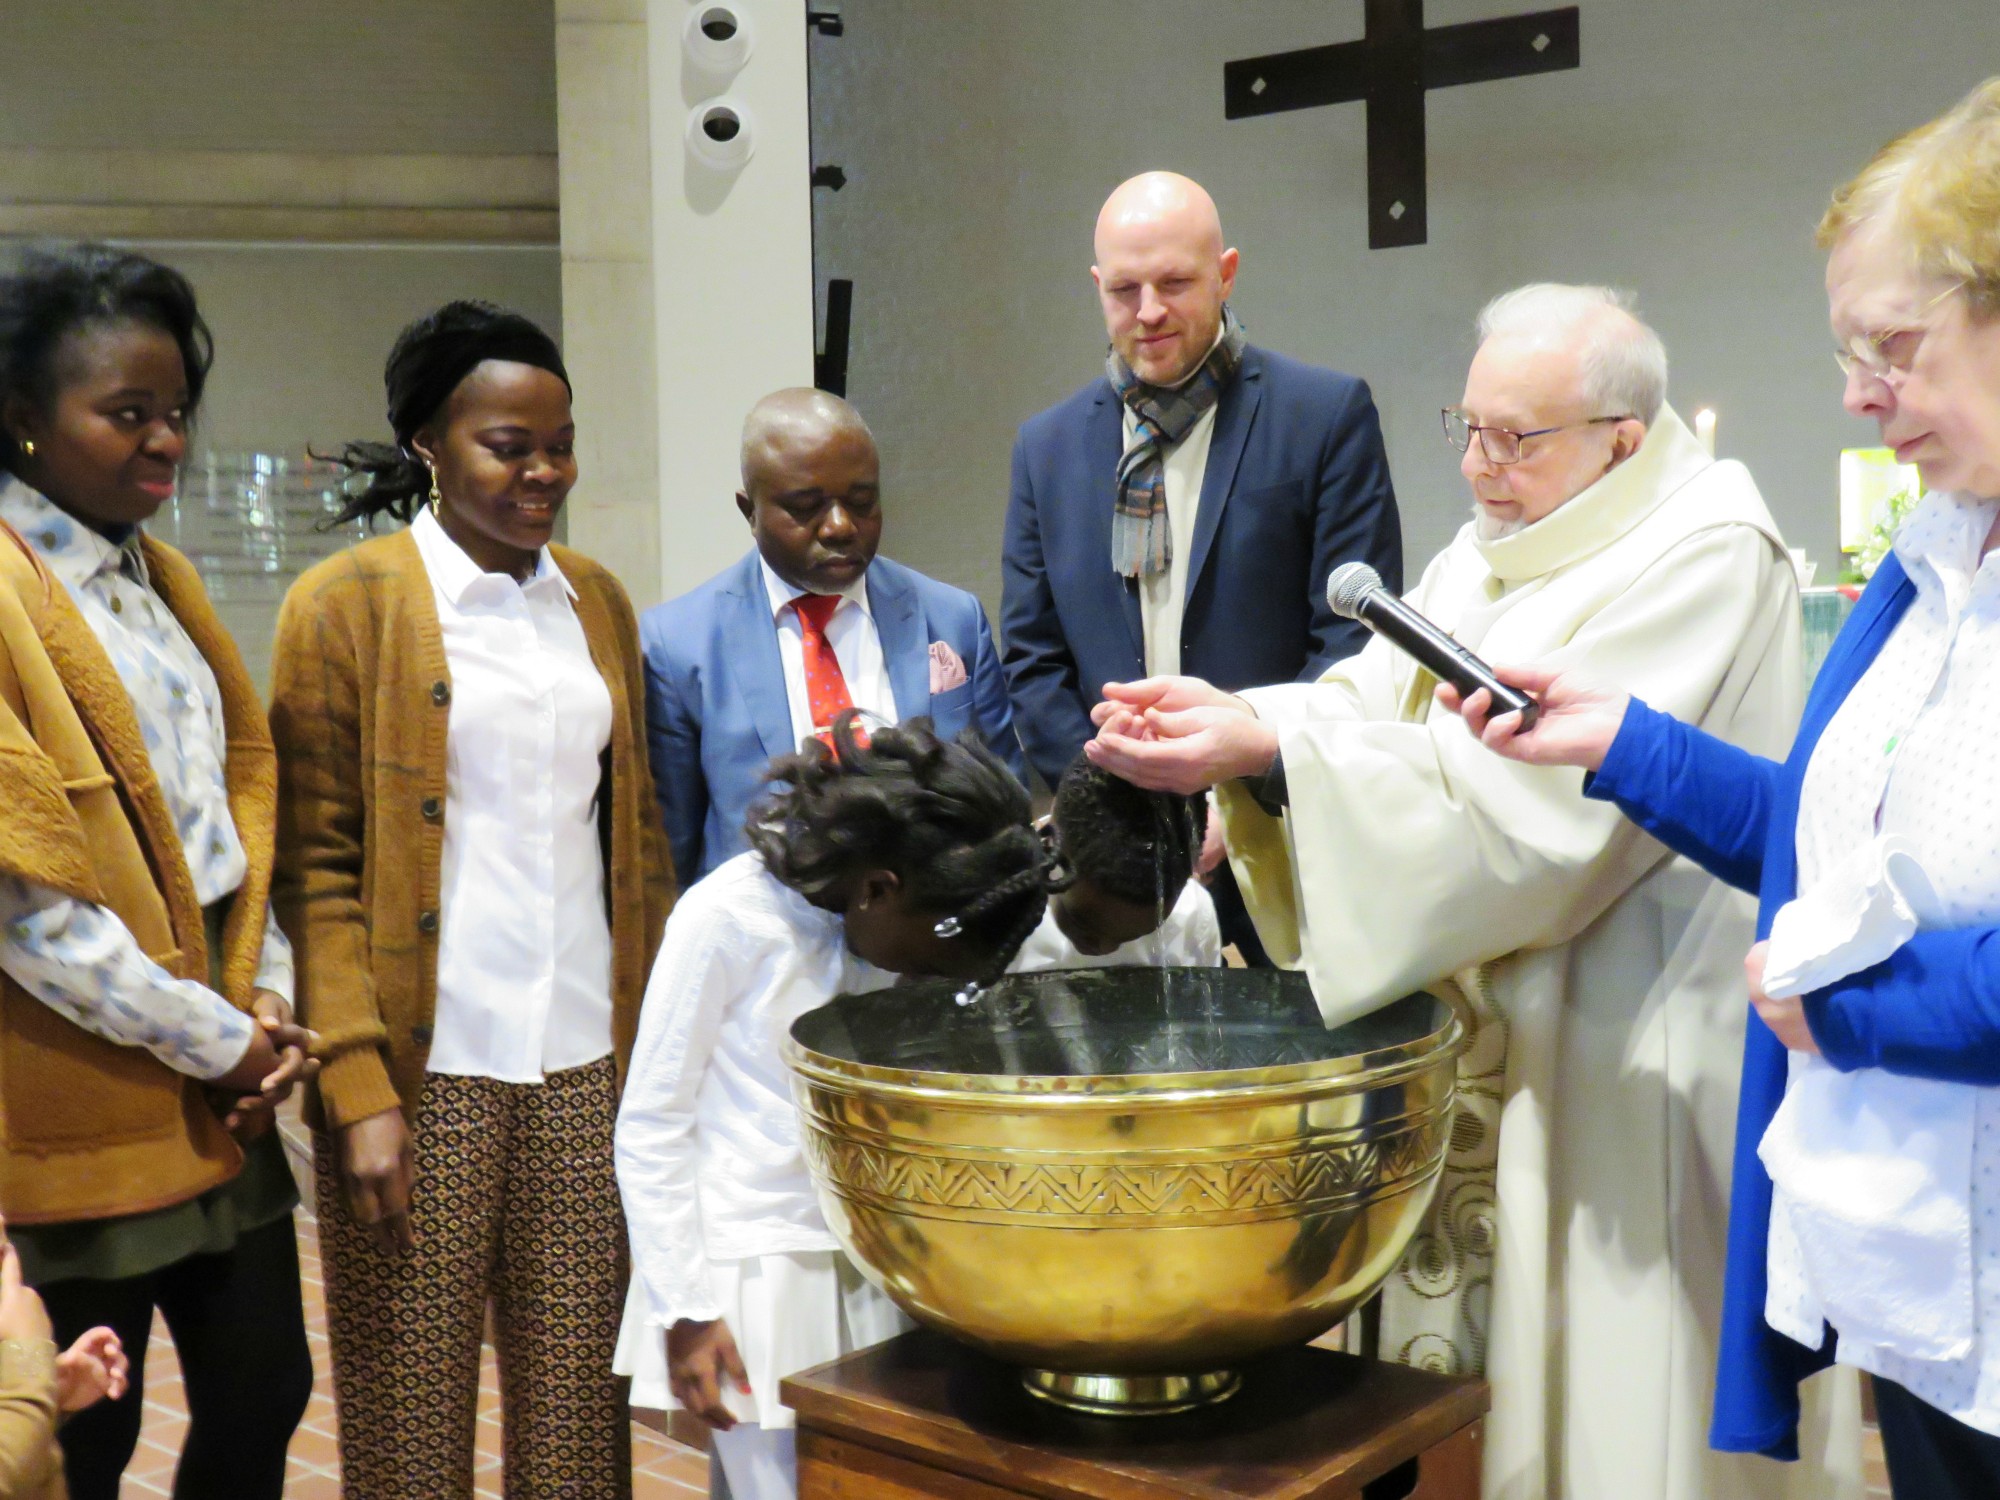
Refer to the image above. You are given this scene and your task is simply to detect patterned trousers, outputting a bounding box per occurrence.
[317,1057,632,1499]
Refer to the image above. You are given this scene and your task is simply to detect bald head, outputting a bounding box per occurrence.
[736,387,883,594]
[1094,172,1225,262]
[739,386,874,491]
[1092,173,1239,385]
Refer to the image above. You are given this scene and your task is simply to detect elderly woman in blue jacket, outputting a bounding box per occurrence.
[1447,79,2000,1500]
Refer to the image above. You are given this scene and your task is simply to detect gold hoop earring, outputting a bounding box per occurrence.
[428,467,442,519]
[19,439,33,458]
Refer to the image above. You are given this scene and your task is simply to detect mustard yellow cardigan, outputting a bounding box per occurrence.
[270,528,676,1129]
[0,522,272,1226]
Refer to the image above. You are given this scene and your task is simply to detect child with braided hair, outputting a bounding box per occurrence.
[1011,755,1223,970]
[613,712,1059,1500]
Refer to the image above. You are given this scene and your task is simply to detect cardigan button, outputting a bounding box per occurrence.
[417,910,439,935]
[410,1023,433,1045]
[421,797,442,820]
[431,680,450,706]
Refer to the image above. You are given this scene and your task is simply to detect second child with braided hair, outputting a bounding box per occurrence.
[614,712,1059,1500]
[1012,756,1222,969]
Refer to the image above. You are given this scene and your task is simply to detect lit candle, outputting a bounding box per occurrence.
[1694,408,1718,456]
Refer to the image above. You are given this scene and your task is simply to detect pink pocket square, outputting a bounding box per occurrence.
[928,640,969,693]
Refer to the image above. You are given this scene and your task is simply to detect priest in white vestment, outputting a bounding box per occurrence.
[1086,285,1862,1500]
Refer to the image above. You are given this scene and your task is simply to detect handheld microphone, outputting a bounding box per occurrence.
[1326,562,1540,731]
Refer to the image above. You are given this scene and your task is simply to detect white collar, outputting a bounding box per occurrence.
[1888,487,2000,618]
[412,506,574,606]
[0,477,137,593]
[1470,404,1713,583]
[1892,488,1995,574]
[758,554,872,623]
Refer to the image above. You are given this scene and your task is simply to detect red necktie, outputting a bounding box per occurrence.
[791,594,861,748]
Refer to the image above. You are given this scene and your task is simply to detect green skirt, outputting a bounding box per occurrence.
[14,1127,299,1286]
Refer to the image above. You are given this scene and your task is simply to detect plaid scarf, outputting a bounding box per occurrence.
[1107,306,1246,578]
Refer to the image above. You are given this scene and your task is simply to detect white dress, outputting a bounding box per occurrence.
[613,852,908,1425]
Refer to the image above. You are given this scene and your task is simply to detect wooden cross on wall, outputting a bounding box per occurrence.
[1225,0,1581,249]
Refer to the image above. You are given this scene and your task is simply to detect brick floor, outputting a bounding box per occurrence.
[109,1110,1889,1498]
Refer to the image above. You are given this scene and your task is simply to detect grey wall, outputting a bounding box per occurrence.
[809,0,2000,611]
[0,2,564,684]
[130,244,564,458]
[0,0,556,154]
[0,0,564,459]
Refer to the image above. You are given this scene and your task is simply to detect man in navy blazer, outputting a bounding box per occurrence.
[642,389,1023,884]
[1002,172,1400,955]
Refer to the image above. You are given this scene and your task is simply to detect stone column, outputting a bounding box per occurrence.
[556,0,664,606]
[556,0,816,610]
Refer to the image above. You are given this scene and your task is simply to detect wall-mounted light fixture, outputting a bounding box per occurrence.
[683,4,754,74]
[686,96,755,170]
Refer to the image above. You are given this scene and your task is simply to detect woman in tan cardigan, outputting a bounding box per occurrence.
[0,244,315,1500]
[271,301,674,1499]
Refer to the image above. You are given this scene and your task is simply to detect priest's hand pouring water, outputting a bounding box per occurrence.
[1085,677,1278,794]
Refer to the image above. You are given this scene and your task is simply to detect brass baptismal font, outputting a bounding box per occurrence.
[786,967,1464,1417]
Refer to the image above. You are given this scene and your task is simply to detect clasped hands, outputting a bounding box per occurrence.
[208,989,320,1142]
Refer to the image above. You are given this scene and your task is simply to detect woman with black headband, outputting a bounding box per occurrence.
[269,300,675,1496]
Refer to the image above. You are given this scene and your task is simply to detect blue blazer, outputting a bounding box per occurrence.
[1590,552,2000,1458]
[1000,345,1401,786]
[640,549,1024,883]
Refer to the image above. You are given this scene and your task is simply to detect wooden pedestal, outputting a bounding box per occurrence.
[781,1330,1488,1500]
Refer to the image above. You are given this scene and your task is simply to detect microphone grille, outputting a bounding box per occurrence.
[1326,562,1382,619]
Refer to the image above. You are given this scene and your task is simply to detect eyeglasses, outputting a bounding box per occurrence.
[1834,281,1964,383]
[1441,408,1633,466]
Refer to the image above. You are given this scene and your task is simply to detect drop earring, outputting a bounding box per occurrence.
[428,467,442,519]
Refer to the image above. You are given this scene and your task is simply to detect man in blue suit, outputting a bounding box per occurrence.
[642,388,1023,883]
[1002,171,1400,958]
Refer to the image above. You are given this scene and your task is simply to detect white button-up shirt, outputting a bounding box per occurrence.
[1008,878,1221,972]
[759,557,897,746]
[411,508,615,1082]
[615,851,897,1327]
[1778,488,2000,1434]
